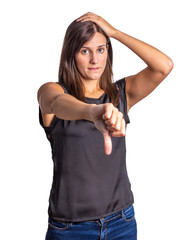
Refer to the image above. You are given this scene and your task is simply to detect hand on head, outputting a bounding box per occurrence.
[76,12,117,38]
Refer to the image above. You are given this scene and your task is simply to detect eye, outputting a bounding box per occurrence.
[81,49,89,55]
[97,48,105,54]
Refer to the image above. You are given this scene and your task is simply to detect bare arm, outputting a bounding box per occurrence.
[112,30,174,110]
[37,82,93,121]
[77,12,174,111]
[37,82,125,155]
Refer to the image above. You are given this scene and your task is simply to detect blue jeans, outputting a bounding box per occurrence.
[45,205,137,240]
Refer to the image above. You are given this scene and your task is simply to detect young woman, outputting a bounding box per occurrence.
[38,12,173,240]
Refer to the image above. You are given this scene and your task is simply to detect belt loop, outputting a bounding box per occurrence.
[121,209,126,219]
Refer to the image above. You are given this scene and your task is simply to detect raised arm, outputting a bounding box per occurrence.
[77,12,174,111]
[112,31,174,110]
[37,82,125,155]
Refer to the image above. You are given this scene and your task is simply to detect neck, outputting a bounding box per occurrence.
[81,79,104,98]
[82,79,101,93]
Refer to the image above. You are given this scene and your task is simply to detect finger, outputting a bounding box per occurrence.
[105,109,122,130]
[102,103,113,121]
[112,118,126,137]
[112,111,123,131]
[103,130,112,155]
[108,107,118,127]
[115,112,123,131]
[122,118,126,135]
[106,114,121,131]
[76,12,97,22]
[77,12,96,18]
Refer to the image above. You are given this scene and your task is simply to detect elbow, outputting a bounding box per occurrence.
[162,58,174,76]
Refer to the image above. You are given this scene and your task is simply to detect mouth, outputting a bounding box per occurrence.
[88,67,100,71]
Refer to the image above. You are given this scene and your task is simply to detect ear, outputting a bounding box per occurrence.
[106,44,109,50]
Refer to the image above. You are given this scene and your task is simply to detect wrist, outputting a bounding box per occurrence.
[84,104,97,122]
[110,28,120,38]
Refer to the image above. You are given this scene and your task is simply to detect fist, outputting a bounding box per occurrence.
[89,103,126,155]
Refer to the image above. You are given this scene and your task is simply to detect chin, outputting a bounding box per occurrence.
[85,74,102,81]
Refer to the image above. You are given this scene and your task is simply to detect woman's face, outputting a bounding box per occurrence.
[75,32,108,83]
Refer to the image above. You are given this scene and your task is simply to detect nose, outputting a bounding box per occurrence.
[90,52,98,64]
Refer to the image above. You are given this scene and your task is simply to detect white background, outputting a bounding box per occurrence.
[1,0,191,239]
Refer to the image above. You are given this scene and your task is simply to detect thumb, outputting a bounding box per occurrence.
[103,130,112,155]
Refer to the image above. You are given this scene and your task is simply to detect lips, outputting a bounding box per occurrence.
[88,67,100,71]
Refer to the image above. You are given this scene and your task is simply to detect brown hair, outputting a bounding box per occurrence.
[58,20,119,106]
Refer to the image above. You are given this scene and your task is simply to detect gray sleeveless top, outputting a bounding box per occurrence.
[39,78,134,222]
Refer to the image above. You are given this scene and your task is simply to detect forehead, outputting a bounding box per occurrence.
[82,32,107,48]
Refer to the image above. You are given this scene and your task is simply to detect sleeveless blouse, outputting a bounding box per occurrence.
[39,78,134,222]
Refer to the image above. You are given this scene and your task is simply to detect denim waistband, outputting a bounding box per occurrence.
[98,204,133,223]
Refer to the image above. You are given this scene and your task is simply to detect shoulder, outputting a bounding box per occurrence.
[38,82,65,128]
[114,78,126,97]
[37,82,65,100]
[38,82,64,92]
[114,78,130,122]
[114,78,126,89]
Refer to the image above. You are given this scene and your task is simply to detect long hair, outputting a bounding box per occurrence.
[58,20,119,106]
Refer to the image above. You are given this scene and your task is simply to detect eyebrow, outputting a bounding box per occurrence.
[81,44,107,49]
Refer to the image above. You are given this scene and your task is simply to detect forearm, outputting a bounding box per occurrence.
[50,94,95,121]
[112,30,173,74]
